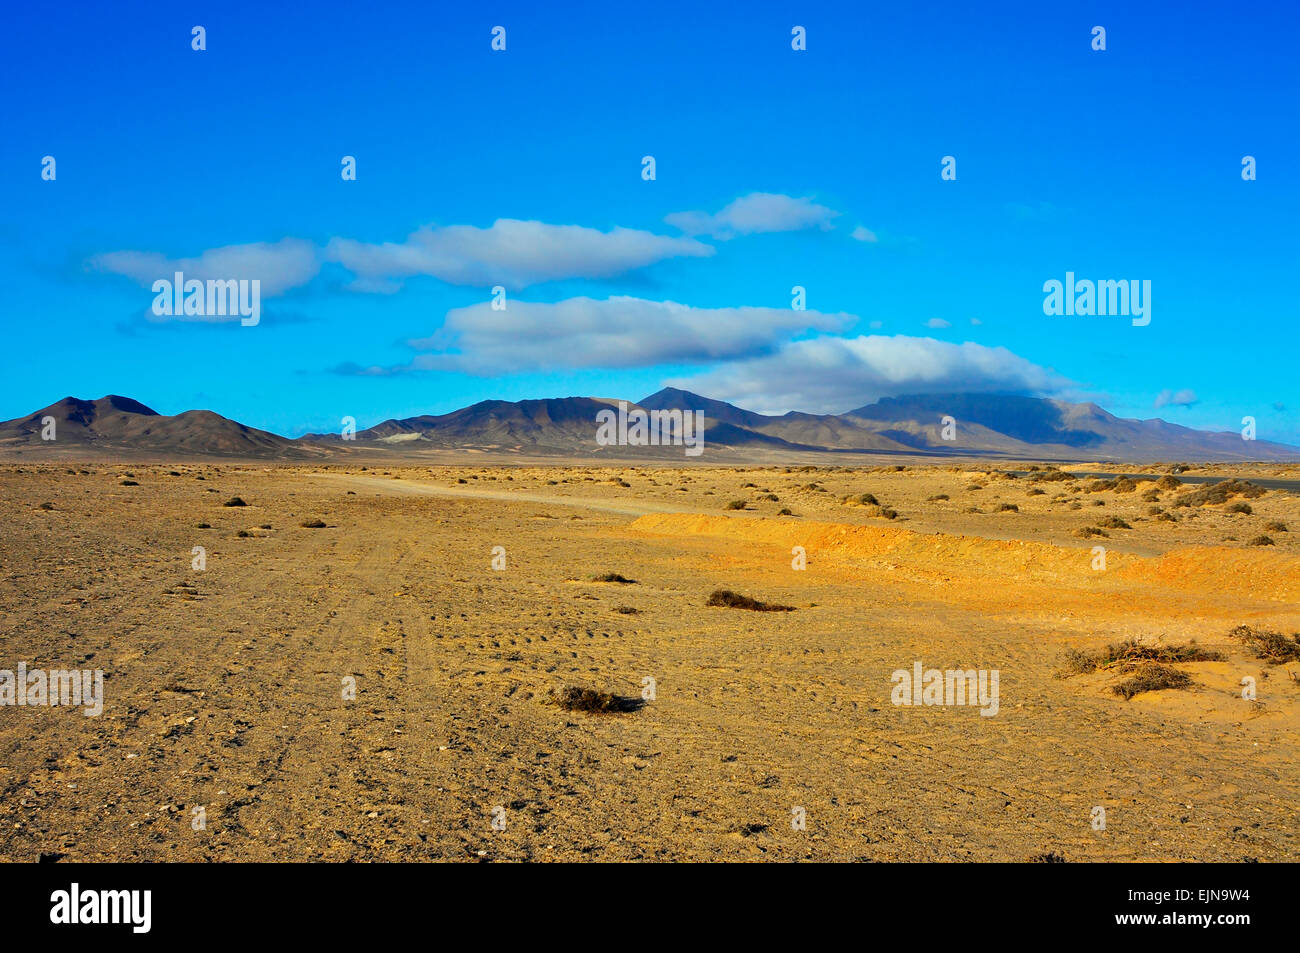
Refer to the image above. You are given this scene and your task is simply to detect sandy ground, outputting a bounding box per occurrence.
[1,461,1297,861]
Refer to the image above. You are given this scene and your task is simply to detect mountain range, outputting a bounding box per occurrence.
[1,389,1296,462]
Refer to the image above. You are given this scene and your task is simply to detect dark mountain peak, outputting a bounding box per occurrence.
[639,386,700,404]
[846,392,1106,447]
[96,395,159,416]
[849,392,1045,417]
[638,387,772,428]
[32,394,159,425]
[40,397,99,427]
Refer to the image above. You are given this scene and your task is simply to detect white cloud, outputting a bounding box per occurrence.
[666,334,1072,415]
[970,318,983,326]
[395,296,853,374]
[850,225,878,243]
[665,193,838,239]
[1154,388,1198,409]
[325,219,713,291]
[925,318,951,329]
[89,239,320,297]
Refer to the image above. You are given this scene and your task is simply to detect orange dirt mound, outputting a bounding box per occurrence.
[627,513,1300,605]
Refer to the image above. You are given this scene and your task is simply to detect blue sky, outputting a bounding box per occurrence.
[3,0,1296,442]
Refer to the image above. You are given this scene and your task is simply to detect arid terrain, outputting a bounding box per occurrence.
[2,460,1298,861]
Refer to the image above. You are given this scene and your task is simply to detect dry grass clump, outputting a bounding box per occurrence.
[848,492,879,506]
[1226,502,1253,515]
[223,496,248,507]
[547,686,643,714]
[1172,480,1266,508]
[927,494,949,501]
[1096,515,1131,529]
[1061,640,1218,699]
[1246,535,1274,546]
[706,589,795,612]
[725,499,747,510]
[590,572,636,583]
[1230,625,1300,663]
[1263,520,1288,532]
[1113,664,1193,699]
[1026,467,1075,483]
[1156,475,1182,490]
[995,502,1019,512]
[300,519,327,528]
[1061,639,1223,675]
[1074,526,1108,538]
[1086,477,1138,493]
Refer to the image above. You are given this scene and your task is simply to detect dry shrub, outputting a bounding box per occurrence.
[1026,468,1074,483]
[706,589,795,612]
[1230,625,1300,663]
[1172,480,1266,508]
[1086,477,1138,493]
[1113,663,1192,699]
[548,686,643,714]
[1061,639,1223,676]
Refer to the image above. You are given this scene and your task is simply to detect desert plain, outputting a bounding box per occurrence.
[1,459,1298,861]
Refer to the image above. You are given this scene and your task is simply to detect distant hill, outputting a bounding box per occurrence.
[306,397,631,452]
[838,393,1293,461]
[1,389,1296,462]
[0,395,324,459]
